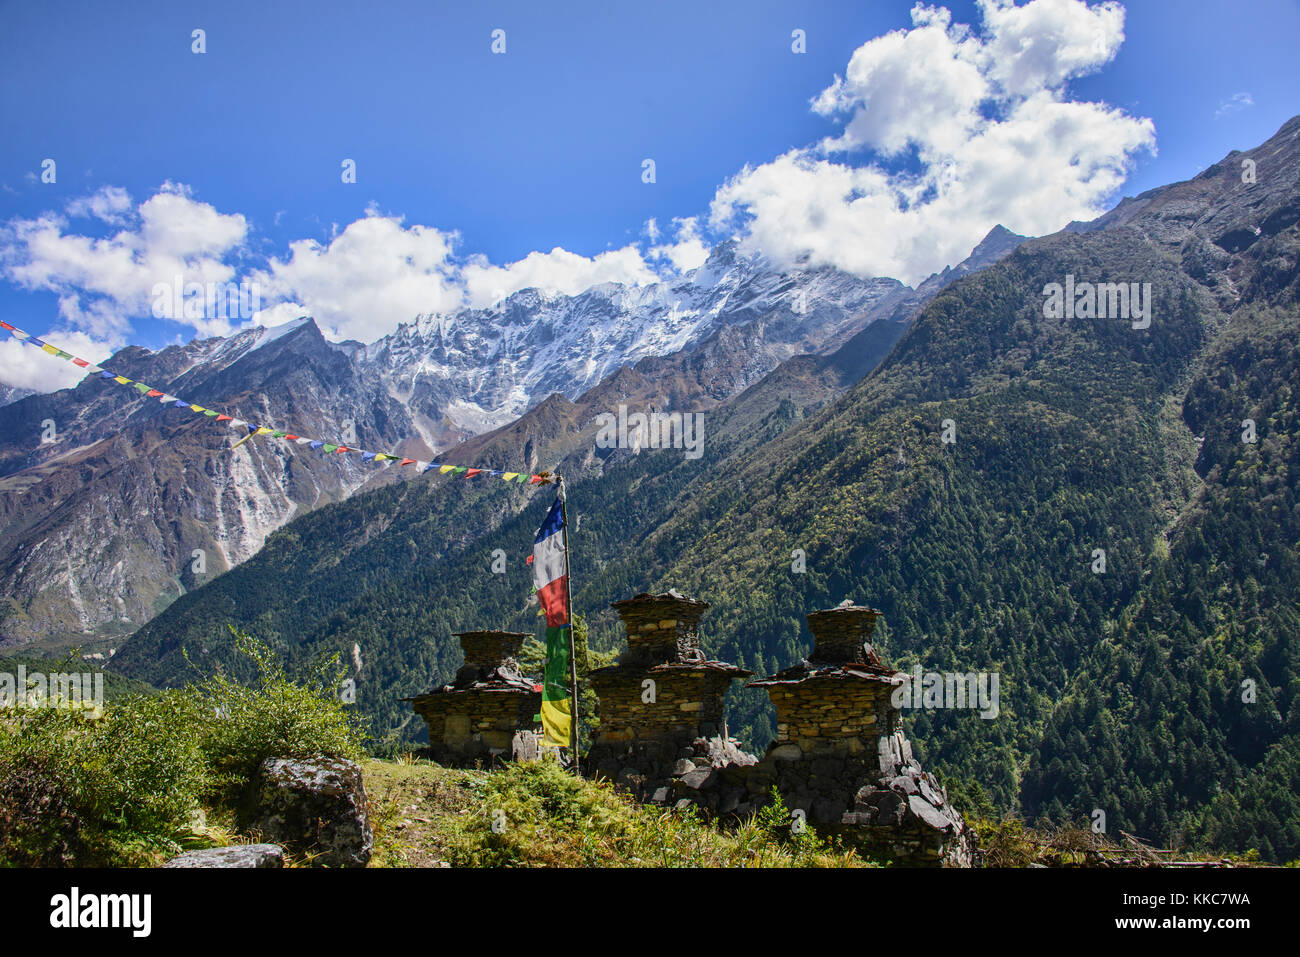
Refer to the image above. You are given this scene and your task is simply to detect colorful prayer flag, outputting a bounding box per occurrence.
[532,494,572,748]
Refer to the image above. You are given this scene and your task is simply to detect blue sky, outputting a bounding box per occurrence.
[1,0,1297,389]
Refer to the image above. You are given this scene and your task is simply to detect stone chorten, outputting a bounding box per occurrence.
[749,599,901,757]
[406,630,541,766]
[746,599,972,866]
[586,591,755,799]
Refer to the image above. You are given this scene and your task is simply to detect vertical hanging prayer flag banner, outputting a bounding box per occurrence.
[532,493,573,749]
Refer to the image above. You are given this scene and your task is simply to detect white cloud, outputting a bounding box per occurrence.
[714,0,1153,284]
[65,186,132,224]
[1215,91,1254,118]
[0,327,119,393]
[139,184,247,261]
[250,212,464,342]
[461,244,658,309]
[249,301,311,331]
[976,0,1125,97]
[253,212,662,335]
[648,217,712,272]
[812,4,987,156]
[0,183,250,341]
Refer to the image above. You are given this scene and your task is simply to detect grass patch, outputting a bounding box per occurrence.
[365,756,870,868]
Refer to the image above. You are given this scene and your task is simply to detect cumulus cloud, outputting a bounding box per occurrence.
[0,327,119,393]
[0,185,253,389]
[811,5,987,156]
[1,183,249,340]
[249,213,464,342]
[461,244,659,309]
[648,217,711,272]
[252,211,663,337]
[249,301,311,330]
[976,0,1125,97]
[713,0,1153,284]
[65,186,132,224]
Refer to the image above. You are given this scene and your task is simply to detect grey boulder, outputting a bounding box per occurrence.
[163,844,284,868]
[247,756,373,868]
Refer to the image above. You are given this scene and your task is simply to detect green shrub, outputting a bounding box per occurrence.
[0,627,365,865]
[753,786,835,857]
[192,627,364,806]
[0,709,91,866]
[84,691,209,838]
[0,693,207,866]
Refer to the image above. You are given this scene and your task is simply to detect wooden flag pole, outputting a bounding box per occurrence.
[557,475,582,777]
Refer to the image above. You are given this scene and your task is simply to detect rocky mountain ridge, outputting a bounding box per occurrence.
[0,233,1029,651]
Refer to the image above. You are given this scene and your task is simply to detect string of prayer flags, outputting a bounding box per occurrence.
[1,319,554,487]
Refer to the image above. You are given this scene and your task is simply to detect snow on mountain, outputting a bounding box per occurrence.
[0,232,1028,651]
[361,240,906,444]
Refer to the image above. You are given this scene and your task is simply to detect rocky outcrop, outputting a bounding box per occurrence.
[246,756,372,868]
[631,734,759,816]
[840,729,973,866]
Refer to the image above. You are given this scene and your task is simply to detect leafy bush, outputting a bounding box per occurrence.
[85,691,210,837]
[0,693,207,866]
[0,710,90,866]
[192,627,364,806]
[0,627,365,865]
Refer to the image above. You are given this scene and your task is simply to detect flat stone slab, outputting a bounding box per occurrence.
[163,844,285,868]
[678,768,718,790]
[918,776,945,807]
[908,793,956,834]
